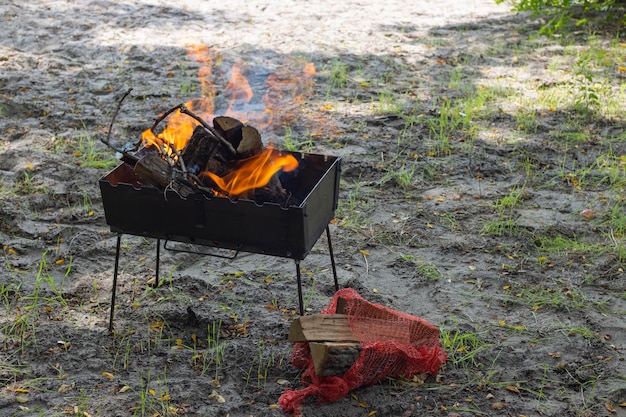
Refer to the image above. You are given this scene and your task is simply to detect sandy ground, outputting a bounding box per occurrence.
[1,0,625,416]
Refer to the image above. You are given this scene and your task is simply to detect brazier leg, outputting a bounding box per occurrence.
[109,234,122,333]
[296,260,304,315]
[155,238,161,282]
[326,226,339,291]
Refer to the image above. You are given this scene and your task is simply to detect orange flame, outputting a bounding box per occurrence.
[141,103,197,153]
[138,44,327,196]
[201,146,298,197]
[224,64,254,117]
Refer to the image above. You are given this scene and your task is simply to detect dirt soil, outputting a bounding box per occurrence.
[1,0,625,416]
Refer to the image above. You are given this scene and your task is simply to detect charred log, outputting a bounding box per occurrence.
[104,97,294,206]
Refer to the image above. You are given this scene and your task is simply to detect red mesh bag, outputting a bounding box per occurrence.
[279,288,447,414]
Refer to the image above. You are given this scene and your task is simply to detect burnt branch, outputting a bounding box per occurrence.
[147,103,237,157]
[178,105,237,157]
[103,88,138,155]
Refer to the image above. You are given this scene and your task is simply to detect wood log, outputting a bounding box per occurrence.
[181,125,220,175]
[126,114,292,203]
[133,151,172,189]
[288,314,356,343]
[309,342,361,376]
[213,116,243,149]
[236,125,263,159]
[133,151,195,197]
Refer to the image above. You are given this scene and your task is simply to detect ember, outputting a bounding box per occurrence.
[130,102,299,204]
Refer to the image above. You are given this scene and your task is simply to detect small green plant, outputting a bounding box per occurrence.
[282,126,314,152]
[205,320,227,379]
[13,169,46,195]
[54,124,119,170]
[426,99,456,156]
[494,186,526,215]
[396,114,421,146]
[336,181,370,230]
[416,261,442,280]
[376,90,403,114]
[513,283,610,314]
[327,60,349,94]
[440,320,493,368]
[515,108,538,132]
[74,130,120,169]
[570,51,610,117]
[481,218,520,236]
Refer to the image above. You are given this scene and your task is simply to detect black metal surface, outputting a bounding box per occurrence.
[99,149,341,260]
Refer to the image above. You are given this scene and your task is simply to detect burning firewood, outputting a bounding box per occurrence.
[103,93,297,206]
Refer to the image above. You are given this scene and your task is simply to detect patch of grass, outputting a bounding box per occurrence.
[336,181,370,231]
[494,186,526,215]
[399,255,442,280]
[54,125,119,170]
[535,233,605,258]
[396,113,422,146]
[515,108,538,133]
[246,338,286,389]
[326,59,349,95]
[481,218,519,236]
[375,90,403,114]
[440,321,493,368]
[508,282,611,314]
[555,324,597,340]
[129,369,175,417]
[378,156,418,189]
[282,126,314,152]
[12,169,47,195]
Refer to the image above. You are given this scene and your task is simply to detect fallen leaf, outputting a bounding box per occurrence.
[359,249,370,256]
[15,396,28,403]
[14,388,29,394]
[101,372,115,381]
[58,383,75,393]
[150,322,164,331]
[119,385,130,393]
[208,390,226,403]
[491,402,505,410]
[505,385,520,394]
[605,403,616,413]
